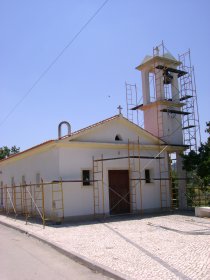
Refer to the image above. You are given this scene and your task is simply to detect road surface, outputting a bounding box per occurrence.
[0,224,111,280]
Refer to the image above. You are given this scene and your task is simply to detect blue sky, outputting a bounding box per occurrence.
[1,0,210,150]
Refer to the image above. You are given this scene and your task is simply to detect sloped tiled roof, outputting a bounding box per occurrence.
[60,114,120,140]
[66,114,165,144]
[0,140,55,163]
[0,114,164,163]
[73,114,119,136]
[0,115,121,163]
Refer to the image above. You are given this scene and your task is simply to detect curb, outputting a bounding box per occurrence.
[0,219,129,280]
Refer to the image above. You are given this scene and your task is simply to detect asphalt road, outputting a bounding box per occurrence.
[0,224,111,280]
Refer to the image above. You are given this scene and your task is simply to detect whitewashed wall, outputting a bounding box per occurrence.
[0,117,171,218]
[75,118,156,145]
[0,148,59,186]
[58,145,170,218]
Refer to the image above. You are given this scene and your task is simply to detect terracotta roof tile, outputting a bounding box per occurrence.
[0,115,120,162]
[0,114,165,163]
[0,140,54,163]
[59,114,120,140]
[73,114,120,135]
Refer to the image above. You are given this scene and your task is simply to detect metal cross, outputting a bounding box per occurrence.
[117,105,123,115]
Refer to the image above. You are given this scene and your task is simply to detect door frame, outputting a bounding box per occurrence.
[108,169,130,215]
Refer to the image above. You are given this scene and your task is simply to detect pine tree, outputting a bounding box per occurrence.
[0,146,20,160]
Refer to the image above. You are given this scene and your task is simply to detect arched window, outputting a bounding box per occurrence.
[115,134,122,141]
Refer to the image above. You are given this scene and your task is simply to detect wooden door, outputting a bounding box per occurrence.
[108,170,130,215]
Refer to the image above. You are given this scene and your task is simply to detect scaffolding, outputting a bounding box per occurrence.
[5,185,16,215]
[125,83,144,127]
[0,179,64,228]
[128,138,142,213]
[153,42,202,209]
[126,83,138,123]
[178,50,201,153]
[91,139,166,215]
[159,150,169,209]
[168,153,179,208]
[151,42,201,151]
[93,155,104,215]
[0,45,205,225]
[125,41,203,210]
[51,180,64,222]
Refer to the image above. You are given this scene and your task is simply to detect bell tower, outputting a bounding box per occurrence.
[127,42,201,210]
[135,44,188,145]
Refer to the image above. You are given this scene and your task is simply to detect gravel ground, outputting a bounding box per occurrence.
[0,212,209,280]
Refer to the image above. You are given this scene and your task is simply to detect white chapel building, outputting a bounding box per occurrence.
[0,46,191,222]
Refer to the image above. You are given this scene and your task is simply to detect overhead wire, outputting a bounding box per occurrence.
[0,0,110,127]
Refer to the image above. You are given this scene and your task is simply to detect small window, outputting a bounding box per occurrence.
[82,170,91,186]
[22,175,26,186]
[36,173,41,188]
[115,134,122,141]
[145,169,151,183]
[11,177,15,187]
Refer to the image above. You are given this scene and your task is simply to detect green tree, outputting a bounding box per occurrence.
[10,146,20,155]
[182,122,210,188]
[0,146,20,160]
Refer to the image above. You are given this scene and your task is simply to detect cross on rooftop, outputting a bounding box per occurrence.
[117,105,123,115]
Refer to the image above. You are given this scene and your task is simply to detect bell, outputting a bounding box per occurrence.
[163,70,173,84]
